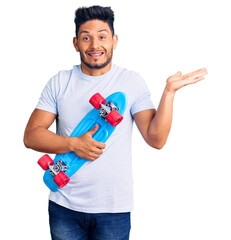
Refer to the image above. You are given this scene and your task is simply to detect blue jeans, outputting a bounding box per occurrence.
[49,201,131,240]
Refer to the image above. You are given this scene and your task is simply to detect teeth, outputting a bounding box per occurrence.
[89,53,103,56]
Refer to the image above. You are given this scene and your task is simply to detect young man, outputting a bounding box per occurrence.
[24,5,207,240]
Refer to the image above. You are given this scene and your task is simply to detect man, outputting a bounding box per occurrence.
[24,5,207,240]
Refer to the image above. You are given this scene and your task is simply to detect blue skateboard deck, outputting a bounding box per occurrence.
[39,92,127,192]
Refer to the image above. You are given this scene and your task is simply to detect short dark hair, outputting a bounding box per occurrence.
[74,5,115,38]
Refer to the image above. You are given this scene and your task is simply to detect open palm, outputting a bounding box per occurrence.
[166,68,208,93]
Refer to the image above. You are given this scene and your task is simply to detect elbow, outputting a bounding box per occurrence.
[23,134,31,149]
[151,143,165,150]
[147,138,166,150]
[153,145,164,150]
[23,137,29,149]
[147,131,168,150]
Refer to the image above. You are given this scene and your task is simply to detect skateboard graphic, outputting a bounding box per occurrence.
[38,92,127,192]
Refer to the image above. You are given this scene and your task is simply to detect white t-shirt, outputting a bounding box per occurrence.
[36,64,155,213]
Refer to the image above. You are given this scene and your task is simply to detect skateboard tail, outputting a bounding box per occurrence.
[43,157,89,192]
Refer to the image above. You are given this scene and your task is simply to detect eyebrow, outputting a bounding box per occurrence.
[79,29,108,35]
[98,29,108,33]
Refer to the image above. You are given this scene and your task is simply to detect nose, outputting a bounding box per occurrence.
[90,37,99,49]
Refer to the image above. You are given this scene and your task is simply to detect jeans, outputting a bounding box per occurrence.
[49,201,131,240]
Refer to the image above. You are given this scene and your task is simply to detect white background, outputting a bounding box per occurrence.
[1,0,230,239]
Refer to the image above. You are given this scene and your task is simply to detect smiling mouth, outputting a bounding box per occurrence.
[88,52,104,59]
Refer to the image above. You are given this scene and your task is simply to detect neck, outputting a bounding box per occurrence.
[80,62,112,76]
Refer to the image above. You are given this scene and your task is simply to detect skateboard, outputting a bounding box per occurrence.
[38,92,127,192]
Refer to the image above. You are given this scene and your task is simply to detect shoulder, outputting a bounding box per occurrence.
[113,64,143,82]
[113,64,140,76]
[50,68,73,85]
[42,67,73,99]
[47,67,73,89]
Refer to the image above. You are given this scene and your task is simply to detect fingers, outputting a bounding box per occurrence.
[76,142,105,161]
[174,71,182,76]
[180,68,207,87]
[85,137,105,160]
[79,124,106,160]
[88,124,99,136]
[87,124,106,149]
[95,141,106,149]
[88,140,106,160]
[185,75,205,85]
[182,68,208,80]
[166,67,208,92]
[87,148,104,161]
[80,144,104,161]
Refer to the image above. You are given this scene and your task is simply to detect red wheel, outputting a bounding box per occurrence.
[38,154,54,170]
[106,110,123,127]
[89,93,106,110]
[53,172,70,188]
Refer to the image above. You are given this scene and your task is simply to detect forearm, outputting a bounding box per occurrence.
[135,68,207,149]
[24,124,106,160]
[148,86,175,148]
[24,109,104,160]
[24,126,71,154]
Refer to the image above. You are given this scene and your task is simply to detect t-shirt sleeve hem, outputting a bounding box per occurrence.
[35,105,57,115]
[131,104,155,116]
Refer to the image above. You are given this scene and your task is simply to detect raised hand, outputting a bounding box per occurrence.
[166,68,208,94]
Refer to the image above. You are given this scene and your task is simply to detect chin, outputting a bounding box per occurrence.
[82,58,112,70]
[80,50,113,70]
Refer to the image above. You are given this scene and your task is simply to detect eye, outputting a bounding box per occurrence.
[83,36,90,41]
[99,35,106,40]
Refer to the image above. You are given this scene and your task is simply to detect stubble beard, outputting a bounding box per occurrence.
[80,49,113,70]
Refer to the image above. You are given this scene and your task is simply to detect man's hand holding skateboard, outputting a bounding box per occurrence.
[68,124,106,161]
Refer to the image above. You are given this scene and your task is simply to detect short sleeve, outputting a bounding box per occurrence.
[130,73,155,116]
[36,74,60,115]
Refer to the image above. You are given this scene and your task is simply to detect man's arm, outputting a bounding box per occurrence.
[24,109,106,160]
[134,68,208,149]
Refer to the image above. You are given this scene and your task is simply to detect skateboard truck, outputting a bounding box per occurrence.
[49,160,68,177]
[99,101,119,119]
[38,154,70,188]
[89,93,123,127]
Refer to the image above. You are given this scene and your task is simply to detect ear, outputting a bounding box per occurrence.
[112,34,118,50]
[73,37,79,52]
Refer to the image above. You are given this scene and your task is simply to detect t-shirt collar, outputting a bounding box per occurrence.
[74,64,115,81]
